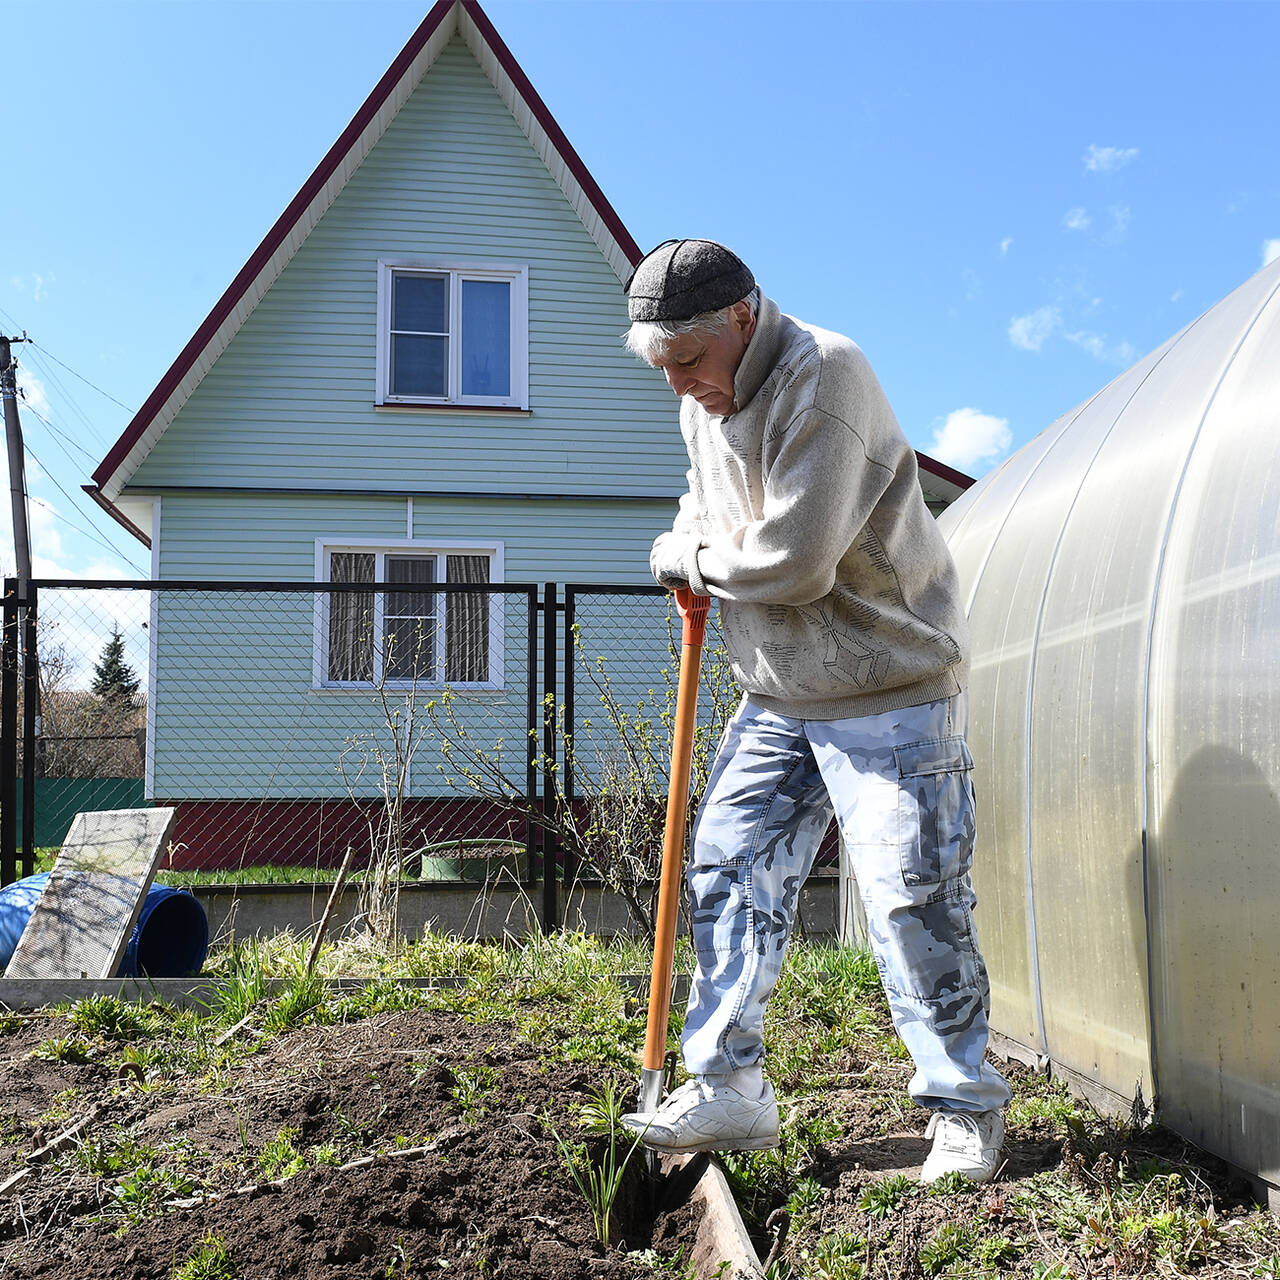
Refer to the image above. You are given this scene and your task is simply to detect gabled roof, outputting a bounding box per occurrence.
[89,0,641,512]
[87,0,970,542]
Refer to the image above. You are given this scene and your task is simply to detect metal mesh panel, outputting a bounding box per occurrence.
[8,582,536,883]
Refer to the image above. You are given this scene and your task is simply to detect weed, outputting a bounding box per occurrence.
[551,1098,645,1249]
[263,972,330,1035]
[450,1064,498,1120]
[1253,1260,1280,1278]
[785,1176,824,1217]
[801,1232,867,1280]
[112,1164,194,1220]
[173,1231,237,1279]
[919,1222,977,1275]
[69,994,154,1040]
[577,1081,629,1136]
[33,1035,93,1064]
[856,1173,913,1219]
[310,1141,340,1167]
[257,1127,306,1180]
[1007,1082,1084,1132]
[925,1170,972,1197]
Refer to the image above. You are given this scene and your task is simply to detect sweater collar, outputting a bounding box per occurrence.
[730,294,783,416]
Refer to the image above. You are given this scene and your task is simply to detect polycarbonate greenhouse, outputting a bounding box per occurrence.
[934,255,1280,1201]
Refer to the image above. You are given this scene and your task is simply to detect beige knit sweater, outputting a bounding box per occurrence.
[657,294,969,719]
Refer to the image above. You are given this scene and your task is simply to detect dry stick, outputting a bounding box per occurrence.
[162,1133,459,1211]
[24,1101,105,1165]
[306,843,358,977]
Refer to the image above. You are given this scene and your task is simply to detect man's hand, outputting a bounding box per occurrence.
[650,530,699,591]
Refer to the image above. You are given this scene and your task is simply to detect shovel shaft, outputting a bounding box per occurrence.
[641,590,710,1079]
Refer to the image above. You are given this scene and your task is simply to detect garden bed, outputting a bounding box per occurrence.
[0,954,707,1279]
[0,932,1276,1279]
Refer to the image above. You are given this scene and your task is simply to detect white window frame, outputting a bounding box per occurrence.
[312,538,505,691]
[375,258,529,409]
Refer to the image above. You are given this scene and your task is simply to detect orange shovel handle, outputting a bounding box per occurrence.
[642,589,710,1076]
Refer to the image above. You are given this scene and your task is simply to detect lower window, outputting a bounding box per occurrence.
[321,545,497,687]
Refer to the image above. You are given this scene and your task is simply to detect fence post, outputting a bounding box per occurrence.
[562,586,577,889]
[1,579,17,886]
[541,582,558,934]
[20,584,37,876]
[523,587,538,892]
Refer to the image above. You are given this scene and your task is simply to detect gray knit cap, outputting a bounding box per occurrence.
[626,239,755,322]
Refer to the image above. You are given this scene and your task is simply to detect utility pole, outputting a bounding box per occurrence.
[0,336,32,593]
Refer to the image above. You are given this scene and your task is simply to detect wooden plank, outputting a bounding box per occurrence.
[5,809,177,980]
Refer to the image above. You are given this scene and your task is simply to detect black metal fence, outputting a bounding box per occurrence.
[1,577,700,932]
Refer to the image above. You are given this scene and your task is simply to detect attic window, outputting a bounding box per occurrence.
[376,260,528,408]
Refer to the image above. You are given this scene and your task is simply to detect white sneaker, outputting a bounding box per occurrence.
[621,1077,780,1153]
[920,1109,1004,1184]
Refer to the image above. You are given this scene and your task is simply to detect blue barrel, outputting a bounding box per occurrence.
[0,874,208,978]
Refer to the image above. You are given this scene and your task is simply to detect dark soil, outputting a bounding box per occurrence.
[0,1008,698,1280]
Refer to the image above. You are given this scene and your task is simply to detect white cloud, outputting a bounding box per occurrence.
[999,236,1013,256]
[1263,239,1280,267]
[1008,306,1061,351]
[8,272,54,302]
[1084,144,1138,173]
[16,365,51,418]
[1170,288,1185,303]
[1064,207,1091,231]
[1108,204,1132,239]
[1066,330,1136,366]
[927,408,1012,473]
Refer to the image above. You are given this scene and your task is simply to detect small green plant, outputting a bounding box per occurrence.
[577,1080,628,1135]
[263,972,330,1034]
[173,1231,237,1280]
[919,1222,977,1275]
[33,1035,93,1064]
[786,1176,824,1216]
[551,1102,646,1249]
[310,1141,340,1167]
[925,1169,972,1197]
[450,1064,498,1120]
[856,1173,913,1219]
[257,1127,306,1180]
[384,1237,413,1278]
[69,993,153,1040]
[1031,1263,1073,1280]
[112,1164,194,1220]
[803,1231,867,1280]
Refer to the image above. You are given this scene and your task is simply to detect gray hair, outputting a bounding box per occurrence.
[625,286,760,365]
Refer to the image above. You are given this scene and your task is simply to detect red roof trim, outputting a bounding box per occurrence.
[914,451,974,490]
[93,0,641,492]
[82,485,152,550]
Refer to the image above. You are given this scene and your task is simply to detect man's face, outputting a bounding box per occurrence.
[650,301,756,416]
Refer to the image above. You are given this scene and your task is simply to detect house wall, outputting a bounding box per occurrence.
[147,494,675,819]
[126,37,681,499]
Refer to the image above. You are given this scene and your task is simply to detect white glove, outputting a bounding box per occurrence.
[650,530,700,590]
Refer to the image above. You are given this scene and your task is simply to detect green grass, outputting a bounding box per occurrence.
[172,1231,237,1280]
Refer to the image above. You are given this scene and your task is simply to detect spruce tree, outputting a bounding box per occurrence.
[92,627,140,707]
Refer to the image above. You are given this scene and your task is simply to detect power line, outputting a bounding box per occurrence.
[23,443,148,575]
[18,398,101,468]
[19,346,114,450]
[28,340,137,415]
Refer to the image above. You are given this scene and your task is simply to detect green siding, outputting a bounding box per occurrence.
[148,493,675,798]
[128,39,682,498]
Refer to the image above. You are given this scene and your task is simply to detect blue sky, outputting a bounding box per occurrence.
[4,0,1277,582]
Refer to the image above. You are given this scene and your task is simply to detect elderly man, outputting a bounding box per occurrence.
[619,240,1010,1183]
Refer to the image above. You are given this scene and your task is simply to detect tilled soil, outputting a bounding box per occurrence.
[0,1007,697,1280]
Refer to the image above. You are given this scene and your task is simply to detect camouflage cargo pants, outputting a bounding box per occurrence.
[681,694,1011,1113]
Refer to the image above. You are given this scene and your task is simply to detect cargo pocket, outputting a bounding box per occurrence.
[895,737,976,889]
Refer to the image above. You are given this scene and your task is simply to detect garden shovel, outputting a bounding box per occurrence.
[638,587,711,1121]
